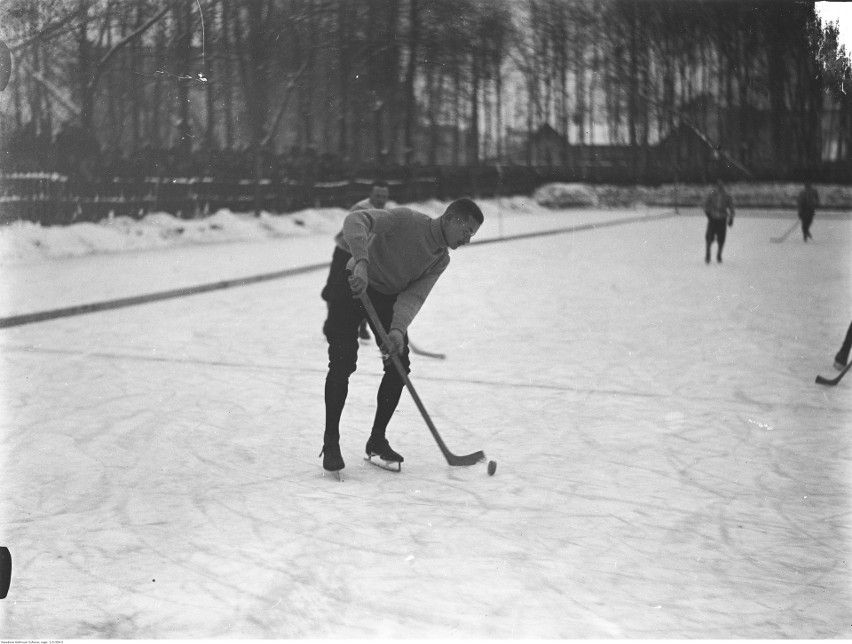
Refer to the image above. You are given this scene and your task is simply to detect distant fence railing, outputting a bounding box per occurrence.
[0,166,547,225]
[1,162,850,226]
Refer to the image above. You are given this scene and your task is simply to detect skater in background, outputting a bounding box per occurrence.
[797,182,819,242]
[351,179,390,213]
[703,179,735,264]
[321,180,391,341]
[320,198,484,475]
[834,320,852,370]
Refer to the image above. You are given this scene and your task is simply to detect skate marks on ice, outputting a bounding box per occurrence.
[2,212,851,637]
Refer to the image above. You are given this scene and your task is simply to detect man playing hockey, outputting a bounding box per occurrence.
[320,198,484,475]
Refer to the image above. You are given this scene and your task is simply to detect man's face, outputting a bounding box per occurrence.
[445,214,480,250]
[369,186,389,209]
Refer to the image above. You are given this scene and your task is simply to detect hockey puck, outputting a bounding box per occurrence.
[487,460,497,476]
[0,546,11,599]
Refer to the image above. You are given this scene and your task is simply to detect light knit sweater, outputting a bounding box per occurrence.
[341,207,450,334]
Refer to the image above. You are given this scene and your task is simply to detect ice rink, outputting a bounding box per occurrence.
[1,203,850,638]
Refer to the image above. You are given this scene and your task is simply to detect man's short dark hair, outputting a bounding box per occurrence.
[447,197,484,225]
[371,180,389,189]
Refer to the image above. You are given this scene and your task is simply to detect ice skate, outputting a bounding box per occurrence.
[364,436,404,472]
[319,444,345,479]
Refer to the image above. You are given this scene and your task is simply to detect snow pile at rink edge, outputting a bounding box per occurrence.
[0,183,849,265]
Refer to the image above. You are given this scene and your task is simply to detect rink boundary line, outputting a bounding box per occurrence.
[470,210,677,246]
[0,262,328,329]
[0,211,672,329]
[0,343,672,400]
[674,207,851,220]
[6,343,653,398]
[8,343,848,414]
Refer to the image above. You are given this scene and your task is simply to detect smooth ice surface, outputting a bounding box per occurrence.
[1,202,850,638]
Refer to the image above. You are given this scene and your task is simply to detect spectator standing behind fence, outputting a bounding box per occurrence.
[797,182,819,242]
[321,180,391,341]
[703,180,735,264]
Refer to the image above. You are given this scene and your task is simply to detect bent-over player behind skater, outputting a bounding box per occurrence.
[320,199,484,476]
[703,179,735,264]
[321,180,391,342]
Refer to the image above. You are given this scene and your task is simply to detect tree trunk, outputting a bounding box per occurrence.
[403,0,419,165]
[221,0,234,149]
[627,1,639,182]
[338,0,352,161]
[203,1,217,150]
[469,50,480,166]
[130,2,143,152]
[176,1,193,156]
[246,0,269,215]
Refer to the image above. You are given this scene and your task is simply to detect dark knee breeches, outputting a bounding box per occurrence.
[323,275,410,383]
[322,271,411,444]
[705,219,727,246]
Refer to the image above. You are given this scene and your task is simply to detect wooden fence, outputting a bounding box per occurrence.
[0,166,544,225]
[1,161,849,225]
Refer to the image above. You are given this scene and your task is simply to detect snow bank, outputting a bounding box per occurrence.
[0,207,351,264]
[534,182,852,209]
[533,183,599,208]
[1,184,848,265]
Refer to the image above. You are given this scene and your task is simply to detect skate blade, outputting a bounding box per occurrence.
[322,470,344,482]
[363,456,402,473]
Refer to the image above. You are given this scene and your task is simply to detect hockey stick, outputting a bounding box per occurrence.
[359,292,485,466]
[770,221,799,243]
[815,361,852,386]
[409,340,446,360]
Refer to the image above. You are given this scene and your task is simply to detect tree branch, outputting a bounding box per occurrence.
[6,6,87,53]
[261,59,311,148]
[87,2,170,91]
[17,58,81,118]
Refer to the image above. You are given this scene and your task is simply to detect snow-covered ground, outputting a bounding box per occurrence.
[0,196,850,638]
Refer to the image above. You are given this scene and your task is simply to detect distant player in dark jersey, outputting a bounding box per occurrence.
[703,180,735,264]
[319,198,483,476]
[321,180,391,341]
[797,182,819,242]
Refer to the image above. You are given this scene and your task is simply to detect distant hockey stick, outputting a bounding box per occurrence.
[359,292,485,467]
[409,340,446,360]
[815,361,852,386]
[770,221,799,243]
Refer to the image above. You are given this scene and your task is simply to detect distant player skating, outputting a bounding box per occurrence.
[797,182,819,242]
[703,179,735,264]
[320,199,484,478]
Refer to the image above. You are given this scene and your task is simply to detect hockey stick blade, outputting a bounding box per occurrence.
[409,340,446,360]
[359,292,485,467]
[446,449,486,466]
[770,221,799,243]
[815,361,852,386]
